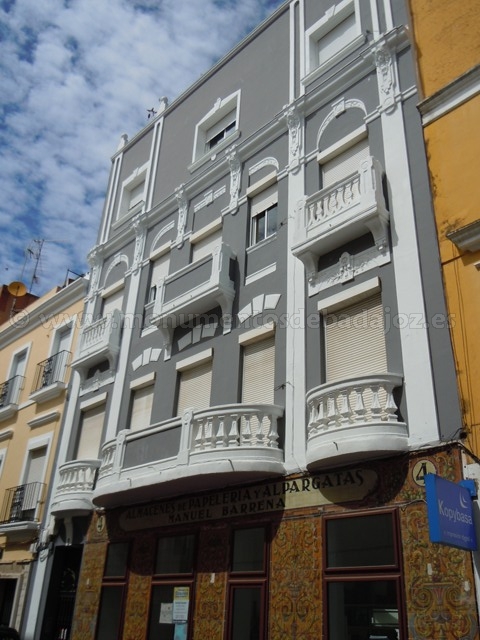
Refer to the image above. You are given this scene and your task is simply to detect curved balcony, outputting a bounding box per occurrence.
[150,243,236,359]
[292,156,389,283]
[306,373,407,469]
[93,403,284,508]
[50,459,101,517]
[71,308,122,376]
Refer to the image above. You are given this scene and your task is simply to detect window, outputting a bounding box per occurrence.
[76,405,105,460]
[1,349,27,409]
[147,534,196,640]
[321,136,369,188]
[102,286,124,317]
[250,184,278,246]
[324,511,405,639]
[11,445,47,521]
[117,163,148,219]
[305,0,362,78]
[241,332,275,438]
[95,542,129,640]
[129,385,154,432]
[191,227,222,263]
[324,291,387,383]
[176,351,213,416]
[148,252,170,303]
[227,526,268,640]
[192,91,240,165]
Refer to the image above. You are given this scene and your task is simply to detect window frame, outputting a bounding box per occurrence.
[248,181,278,249]
[95,542,131,640]
[322,509,406,640]
[116,162,149,222]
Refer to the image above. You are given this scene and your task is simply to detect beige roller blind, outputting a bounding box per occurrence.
[129,180,145,209]
[130,385,154,432]
[325,292,386,382]
[191,228,222,262]
[102,288,124,317]
[149,253,170,301]
[242,335,275,405]
[318,10,357,66]
[76,405,105,460]
[251,184,278,217]
[177,360,213,415]
[322,137,369,187]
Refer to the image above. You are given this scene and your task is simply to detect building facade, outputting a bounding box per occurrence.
[24,0,479,638]
[0,279,86,633]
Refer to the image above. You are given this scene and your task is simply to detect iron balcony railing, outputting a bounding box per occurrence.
[0,481,45,524]
[32,350,70,393]
[0,375,25,408]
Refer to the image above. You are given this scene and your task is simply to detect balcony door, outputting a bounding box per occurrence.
[241,334,275,438]
[12,446,47,521]
[321,136,369,188]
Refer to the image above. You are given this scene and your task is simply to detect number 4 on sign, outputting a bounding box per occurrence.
[413,460,436,486]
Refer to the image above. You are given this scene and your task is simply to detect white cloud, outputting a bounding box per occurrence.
[0,0,284,294]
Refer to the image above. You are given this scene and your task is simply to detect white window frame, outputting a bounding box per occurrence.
[147,243,171,304]
[116,161,149,221]
[191,91,241,168]
[101,280,124,317]
[304,0,363,82]
[248,181,278,248]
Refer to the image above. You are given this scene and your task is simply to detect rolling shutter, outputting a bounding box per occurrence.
[191,228,222,262]
[177,360,212,415]
[242,335,275,405]
[325,292,386,382]
[149,253,170,301]
[76,405,105,460]
[318,10,357,66]
[102,288,124,317]
[322,137,369,187]
[130,386,154,432]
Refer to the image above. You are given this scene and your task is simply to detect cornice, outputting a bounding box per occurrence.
[446,218,480,253]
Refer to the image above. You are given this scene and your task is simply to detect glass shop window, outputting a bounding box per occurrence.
[324,511,405,640]
[95,542,130,640]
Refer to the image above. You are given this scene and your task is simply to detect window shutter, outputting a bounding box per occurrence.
[325,293,386,382]
[129,180,145,209]
[322,137,369,187]
[76,405,105,460]
[103,288,124,317]
[242,335,275,405]
[55,326,71,353]
[177,360,212,415]
[130,386,154,432]
[251,184,278,217]
[206,110,236,144]
[149,253,170,301]
[191,228,222,262]
[25,447,47,485]
[318,10,356,65]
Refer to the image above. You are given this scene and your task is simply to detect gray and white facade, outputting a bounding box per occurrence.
[24,1,476,639]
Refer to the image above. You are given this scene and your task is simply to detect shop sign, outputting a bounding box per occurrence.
[425,474,477,551]
[119,468,377,531]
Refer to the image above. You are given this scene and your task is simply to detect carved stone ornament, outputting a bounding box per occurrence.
[131,214,147,275]
[86,245,104,297]
[284,104,301,173]
[374,44,396,113]
[226,146,241,214]
[175,184,188,248]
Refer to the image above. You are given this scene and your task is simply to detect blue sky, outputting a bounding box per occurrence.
[0,0,284,295]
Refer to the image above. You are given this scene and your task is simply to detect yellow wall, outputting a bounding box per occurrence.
[409,0,480,96]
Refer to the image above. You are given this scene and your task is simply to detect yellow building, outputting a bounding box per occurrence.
[408,1,480,453]
[0,278,86,631]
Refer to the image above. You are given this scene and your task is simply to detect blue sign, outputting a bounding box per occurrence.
[425,474,477,551]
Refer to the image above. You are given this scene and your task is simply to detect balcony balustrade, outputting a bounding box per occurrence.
[30,350,71,403]
[71,308,122,375]
[0,482,45,540]
[0,375,25,421]
[151,243,236,359]
[305,373,408,468]
[93,403,284,508]
[292,156,389,283]
[50,459,101,517]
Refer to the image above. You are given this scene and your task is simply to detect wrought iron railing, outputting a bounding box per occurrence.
[0,375,25,408]
[32,350,70,392]
[0,481,45,524]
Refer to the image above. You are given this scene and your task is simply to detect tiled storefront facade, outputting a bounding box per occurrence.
[71,445,479,639]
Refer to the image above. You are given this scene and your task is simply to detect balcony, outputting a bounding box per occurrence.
[71,308,122,376]
[50,459,101,517]
[0,375,25,422]
[0,481,45,541]
[93,403,284,508]
[151,243,236,359]
[305,374,408,469]
[292,156,389,283]
[30,350,70,404]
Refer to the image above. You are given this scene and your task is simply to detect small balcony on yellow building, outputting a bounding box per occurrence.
[30,350,71,404]
[50,459,101,518]
[0,481,45,542]
[150,243,236,359]
[292,156,389,283]
[92,403,284,508]
[305,373,408,469]
[0,375,25,422]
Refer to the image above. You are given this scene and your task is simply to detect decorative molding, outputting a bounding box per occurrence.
[193,186,226,213]
[175,184,188,248]
[309,246,390,296]
[86,245,104,298]
[373,43,397,113]
[238,293,281,323]
[132,348,162,371]
[27,411,60,429]
[150,221,175,256]
[446,219,480,253]
[245,263,277,286]
[248,157,280,177]
[226,146,241,214]
[0,428,14,442]
[283,104,301,173]
[130,214,148,275]
[317,98,367,148]
[103,253,129,288]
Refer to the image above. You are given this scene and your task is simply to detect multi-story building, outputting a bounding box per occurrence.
[0,278,86,633]
[25,0,479,638]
